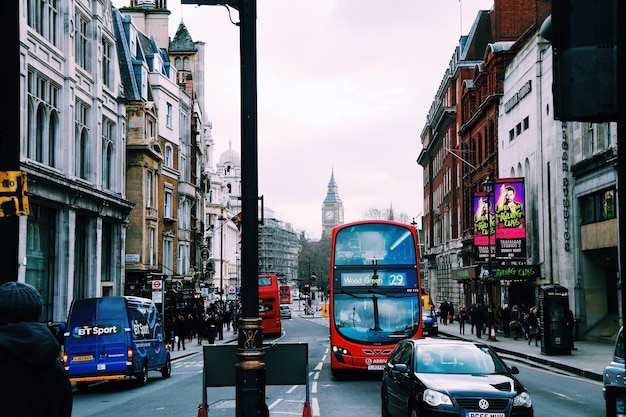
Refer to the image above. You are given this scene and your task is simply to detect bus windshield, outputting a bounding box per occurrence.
[333,270,420,343]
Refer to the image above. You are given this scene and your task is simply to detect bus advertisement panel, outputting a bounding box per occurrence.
[329,220,422,375]
[259,274,281,337]
[279,284,292,305]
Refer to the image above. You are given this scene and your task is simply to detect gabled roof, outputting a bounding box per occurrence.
[169,21,197,53]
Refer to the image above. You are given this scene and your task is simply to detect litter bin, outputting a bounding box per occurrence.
[539,284,572,355]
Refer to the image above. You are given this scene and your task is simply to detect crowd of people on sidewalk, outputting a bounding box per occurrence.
[166,299,241,350]
[436,300,576,349]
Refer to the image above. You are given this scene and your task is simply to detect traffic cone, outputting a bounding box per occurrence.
[489,325,497,341]
[302,400,312,417]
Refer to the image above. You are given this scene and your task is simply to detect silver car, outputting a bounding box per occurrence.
[280,304,292,319]
[604,326,625,409]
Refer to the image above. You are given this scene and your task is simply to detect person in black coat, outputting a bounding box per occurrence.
[0,282,72,417]
[472,304,486,338]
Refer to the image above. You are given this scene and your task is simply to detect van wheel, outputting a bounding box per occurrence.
[161,356,172,378]
[137,362,149,386]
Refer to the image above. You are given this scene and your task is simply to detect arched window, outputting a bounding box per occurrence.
[48,110,58,167]
[165,144,173,167]
[36,106,46,163]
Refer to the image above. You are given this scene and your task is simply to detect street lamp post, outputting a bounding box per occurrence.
[482,176,495,308]
[180,2,266,415]
[219,215,227,301]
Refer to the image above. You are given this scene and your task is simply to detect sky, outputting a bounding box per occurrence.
[113,0,495,240]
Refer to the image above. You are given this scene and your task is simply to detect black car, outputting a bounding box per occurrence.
[381,338,533,417]
[603,326,624,414]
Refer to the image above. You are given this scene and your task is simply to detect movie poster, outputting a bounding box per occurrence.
[473,192,495,263]
[494,177,526,259]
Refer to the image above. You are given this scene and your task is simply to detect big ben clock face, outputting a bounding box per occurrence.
[325,210,334,220]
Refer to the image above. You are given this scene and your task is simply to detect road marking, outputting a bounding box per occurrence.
[268,398,283,409]
[312,397,320,416]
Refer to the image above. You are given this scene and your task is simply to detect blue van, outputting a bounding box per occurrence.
[63,296,171,391]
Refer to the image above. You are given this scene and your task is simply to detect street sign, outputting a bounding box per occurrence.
[152,280,163,291]
[0,171,29,217]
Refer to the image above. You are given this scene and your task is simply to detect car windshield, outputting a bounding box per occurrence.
[416,344,510,374]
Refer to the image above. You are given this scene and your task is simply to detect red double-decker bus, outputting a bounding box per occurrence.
[279,284,292,305]
[329,220,422,376]
[259,274,281,336]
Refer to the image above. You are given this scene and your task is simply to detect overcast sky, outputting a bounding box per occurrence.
[113,0,494,240]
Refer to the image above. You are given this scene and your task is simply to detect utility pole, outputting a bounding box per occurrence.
[180,1,266,415]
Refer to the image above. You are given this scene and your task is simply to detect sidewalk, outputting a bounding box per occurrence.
[438,323,612,382]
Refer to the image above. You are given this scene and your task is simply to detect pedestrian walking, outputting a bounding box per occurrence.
[174,314,186,351]
[458,307,468,335]
[0,281,73,417]
[527,307,541,347]
[472,304,485,338]
[501,304,511,338]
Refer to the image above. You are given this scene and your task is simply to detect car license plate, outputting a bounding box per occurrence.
[72,355,93,362]
[367,364,385,371]
[467,413,505,417]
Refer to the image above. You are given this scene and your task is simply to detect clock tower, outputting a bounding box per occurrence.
[322,169,344,239]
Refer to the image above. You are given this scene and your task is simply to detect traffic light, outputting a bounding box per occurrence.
[303,283,310,294]
[549,0,617,122]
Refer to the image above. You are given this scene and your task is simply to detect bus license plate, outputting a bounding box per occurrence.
[467,413,505,417]
[72,355,93,362]
[367,364,385,371]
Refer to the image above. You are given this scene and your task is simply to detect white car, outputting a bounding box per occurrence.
[280,304,292,319]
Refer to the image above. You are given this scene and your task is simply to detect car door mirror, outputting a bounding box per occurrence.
[392,363,408,373]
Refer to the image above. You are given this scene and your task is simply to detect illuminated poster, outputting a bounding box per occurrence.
[473,192,495,263]
[494,178,527,259]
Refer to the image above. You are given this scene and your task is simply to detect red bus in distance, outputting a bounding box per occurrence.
[259,274,281,337]
[279,284,292,305]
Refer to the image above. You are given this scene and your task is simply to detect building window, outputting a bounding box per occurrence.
[27,0,59,47]
[74,215,89,299]
[178,242,190,275]
[149,227,156,266]
[164,188,172,219]
[523,117,529,131]
[102,38,113,89]
[147,170,153,208]
[27,71,59,167]
[581,187,616,224]
[166,103,173,128]
[516,123,522,135]
[165,144,173,167]
[75,101,90,179]
[101,222,112,282]
[509,129,515,141]
[102,118,114,189]
[25,204,57,321]
[75,12,90,71]
[163,237,173,274]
